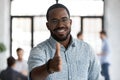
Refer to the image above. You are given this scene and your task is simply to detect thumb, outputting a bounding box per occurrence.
[54,42,61,57]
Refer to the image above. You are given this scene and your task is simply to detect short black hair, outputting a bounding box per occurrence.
[46,3,70,21]
[77,31,83,37]
[7,56,16,67]
[16,48,23,52]
[100,30,107,36]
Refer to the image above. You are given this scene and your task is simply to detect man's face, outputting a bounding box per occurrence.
[17,50,23,60]
[46,8,72,42]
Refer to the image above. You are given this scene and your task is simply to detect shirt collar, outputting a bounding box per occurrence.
[48,36,57,48]
[48,35,76,49]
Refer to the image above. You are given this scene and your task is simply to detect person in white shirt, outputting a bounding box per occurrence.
[14,48,28,76]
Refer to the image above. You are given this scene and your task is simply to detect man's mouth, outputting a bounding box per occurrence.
[56,29,65,33]
[54,28,67,33]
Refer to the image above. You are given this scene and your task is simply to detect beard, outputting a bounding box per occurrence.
[50,28,71,42]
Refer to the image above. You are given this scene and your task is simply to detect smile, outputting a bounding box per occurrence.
[56,29,65,33]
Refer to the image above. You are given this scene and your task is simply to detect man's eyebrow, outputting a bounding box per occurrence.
[61,17,68,19]
[51,18,58,20]
[51,17,68,20]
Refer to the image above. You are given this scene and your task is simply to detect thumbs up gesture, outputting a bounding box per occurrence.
[48,42,62,72]
[54,42,61,57]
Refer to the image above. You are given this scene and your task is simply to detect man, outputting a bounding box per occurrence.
[28,3,101,80]
[14,48,28,76]
[0,56,27,80]
[99,31,111,80]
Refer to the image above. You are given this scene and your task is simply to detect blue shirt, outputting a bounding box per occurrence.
[100,38,111,64]
[28,36,100,80]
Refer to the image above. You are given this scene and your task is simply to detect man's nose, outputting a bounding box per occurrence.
[57,20,64,27]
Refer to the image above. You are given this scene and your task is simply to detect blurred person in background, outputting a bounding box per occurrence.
[98,30,111,80]
[14,48,28,76]
[0,56,27,80]
[77,31,83,41]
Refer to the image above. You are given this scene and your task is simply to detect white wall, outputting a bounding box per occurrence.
[104,0,120,80]
[0,0,10,71]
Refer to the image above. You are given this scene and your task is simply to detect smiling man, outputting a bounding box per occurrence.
[28,3,101,80]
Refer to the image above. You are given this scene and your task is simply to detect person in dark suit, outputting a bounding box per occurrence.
[0,56,27,80]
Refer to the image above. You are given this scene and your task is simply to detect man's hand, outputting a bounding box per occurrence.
[49,42,62,72]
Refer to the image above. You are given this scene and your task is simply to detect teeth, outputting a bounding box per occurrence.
[57,29,65,32]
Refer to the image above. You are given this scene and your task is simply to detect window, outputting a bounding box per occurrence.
[11,17,32,60]
[82,17,102,53]
[33,17,50,46]
[11,0,104,60]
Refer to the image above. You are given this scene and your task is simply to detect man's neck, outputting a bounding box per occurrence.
[18,58,23,61]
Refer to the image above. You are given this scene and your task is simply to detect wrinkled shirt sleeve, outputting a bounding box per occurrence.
[28,46,47,73]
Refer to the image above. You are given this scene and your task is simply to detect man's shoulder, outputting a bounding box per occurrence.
[31,39,50,52]
[0,69,6,75]
[74,38,90,47]
[0,68,14,76]
[37,39,49,47]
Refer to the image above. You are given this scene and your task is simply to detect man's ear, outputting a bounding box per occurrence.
[46,22,50,30]
[70,19,72,25]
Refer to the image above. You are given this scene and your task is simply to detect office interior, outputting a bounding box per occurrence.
[0,0,120,80]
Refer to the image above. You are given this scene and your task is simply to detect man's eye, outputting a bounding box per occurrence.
[62,18,69,22]
[62,19,67,22]
[52,20,58,24]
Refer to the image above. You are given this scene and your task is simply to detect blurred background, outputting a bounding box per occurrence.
[0,0,120,80]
